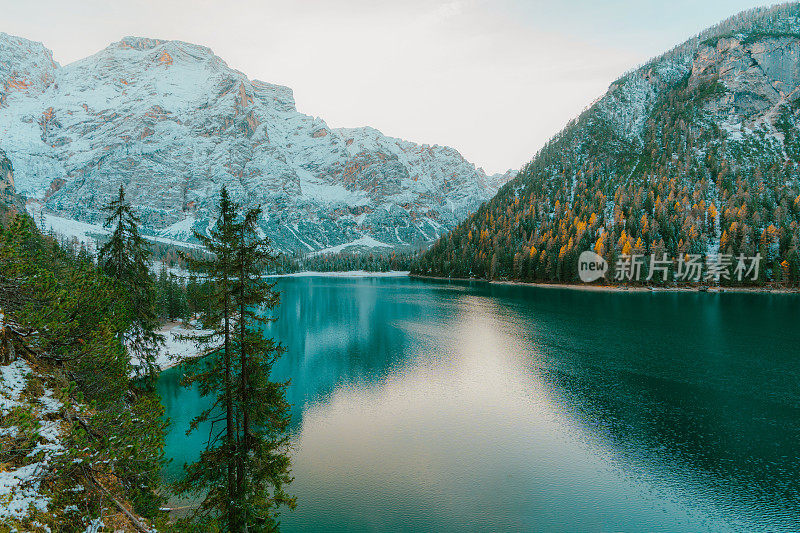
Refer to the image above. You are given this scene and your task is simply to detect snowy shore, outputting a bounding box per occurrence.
[130,322,213,376]
[264,270,409,278]
[410,274,799,294]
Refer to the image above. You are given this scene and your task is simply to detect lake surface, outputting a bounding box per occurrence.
[158,276,800,532]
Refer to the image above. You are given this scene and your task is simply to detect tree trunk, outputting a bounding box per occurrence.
[85,469,150,533]
[240,257,249,470]
[223,274,237,532]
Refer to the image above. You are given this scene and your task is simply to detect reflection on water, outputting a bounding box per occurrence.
[158,277,800,532]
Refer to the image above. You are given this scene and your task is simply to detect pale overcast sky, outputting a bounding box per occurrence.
[1,0,777,173]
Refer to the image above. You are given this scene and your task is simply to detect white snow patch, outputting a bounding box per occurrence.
[720,120,746,141]
[394,226,406,245]
[145,233,203,250]
[131,323,214,374]
[0,361,64,524]
[308,235,391,257]
[298,177,370,207]
[28,420,64,458]
[28,205,108,248]
[158,215,197,241]
[0,359,31,415]
[0,462,51,521]
[0,426,19,438]
[284,223,315,252]
[27,203,202,253]
[38,388,63,415]
[83,517,104,533]
[160,324,213,369]
[266,270,409,278]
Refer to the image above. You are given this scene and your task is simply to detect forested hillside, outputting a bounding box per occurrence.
[413,4,800,285]
[1,155,166,531]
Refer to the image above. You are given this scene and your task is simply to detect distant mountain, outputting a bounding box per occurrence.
[414,4,800,284]
[0,34,512,253]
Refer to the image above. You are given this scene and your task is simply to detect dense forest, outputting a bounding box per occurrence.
[1,200,168,530]
[147,246,413,276]
[1,165,293,529]
[412,4,800,286]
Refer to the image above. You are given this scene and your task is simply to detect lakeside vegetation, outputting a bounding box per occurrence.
[1,203,167,530]
[0,186,294,531]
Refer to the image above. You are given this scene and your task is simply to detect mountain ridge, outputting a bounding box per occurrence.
[0,32,513,253]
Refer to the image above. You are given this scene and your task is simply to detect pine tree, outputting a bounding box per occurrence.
[156,265,189,321]
[98,185,162,375]
[176,187,293,532]
[232,206,294,530]
[178,185,239,530]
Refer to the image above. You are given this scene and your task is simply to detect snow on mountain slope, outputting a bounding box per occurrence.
[0,33,512,253]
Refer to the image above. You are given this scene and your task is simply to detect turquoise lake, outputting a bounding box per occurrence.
[157,276,800,532]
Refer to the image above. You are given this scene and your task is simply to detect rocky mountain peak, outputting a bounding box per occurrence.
[0,33,58,104]
[0,32,503,253]
[117,36,168,51]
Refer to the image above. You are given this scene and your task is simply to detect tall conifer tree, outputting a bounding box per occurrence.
[98,185,162,375]
[232,206,294,530]
[177,187,293,532]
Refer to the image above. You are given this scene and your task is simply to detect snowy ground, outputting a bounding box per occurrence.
[306,235,392,256]
[26,201,107,250]
[0,359,29,415]
[26,201,202,251]
[130,322,214,376]
[157,323,213,370]
[0,359,65,527]
[265,270,410,278]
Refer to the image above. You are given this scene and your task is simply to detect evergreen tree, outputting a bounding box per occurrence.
[156,264,189,321]
[232,206,295,530]
[98,185,162,375]
[176,187,294,532]
[178,185,239,531]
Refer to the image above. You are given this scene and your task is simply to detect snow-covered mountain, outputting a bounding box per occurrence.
[0,34,512,253]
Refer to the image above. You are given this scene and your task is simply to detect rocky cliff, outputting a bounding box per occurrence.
[0,148,24,215]
[0,34,511,252]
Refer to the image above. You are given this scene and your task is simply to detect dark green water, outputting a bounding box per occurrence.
[157,276,800,532]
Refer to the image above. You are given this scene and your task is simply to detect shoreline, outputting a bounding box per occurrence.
[409,274,800,294]
[149,272,414,375]
[131,322,215,376]
[264,270,410,278]
[146,271,798,377]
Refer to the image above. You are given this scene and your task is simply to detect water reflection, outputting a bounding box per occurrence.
[158,277,800,532]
